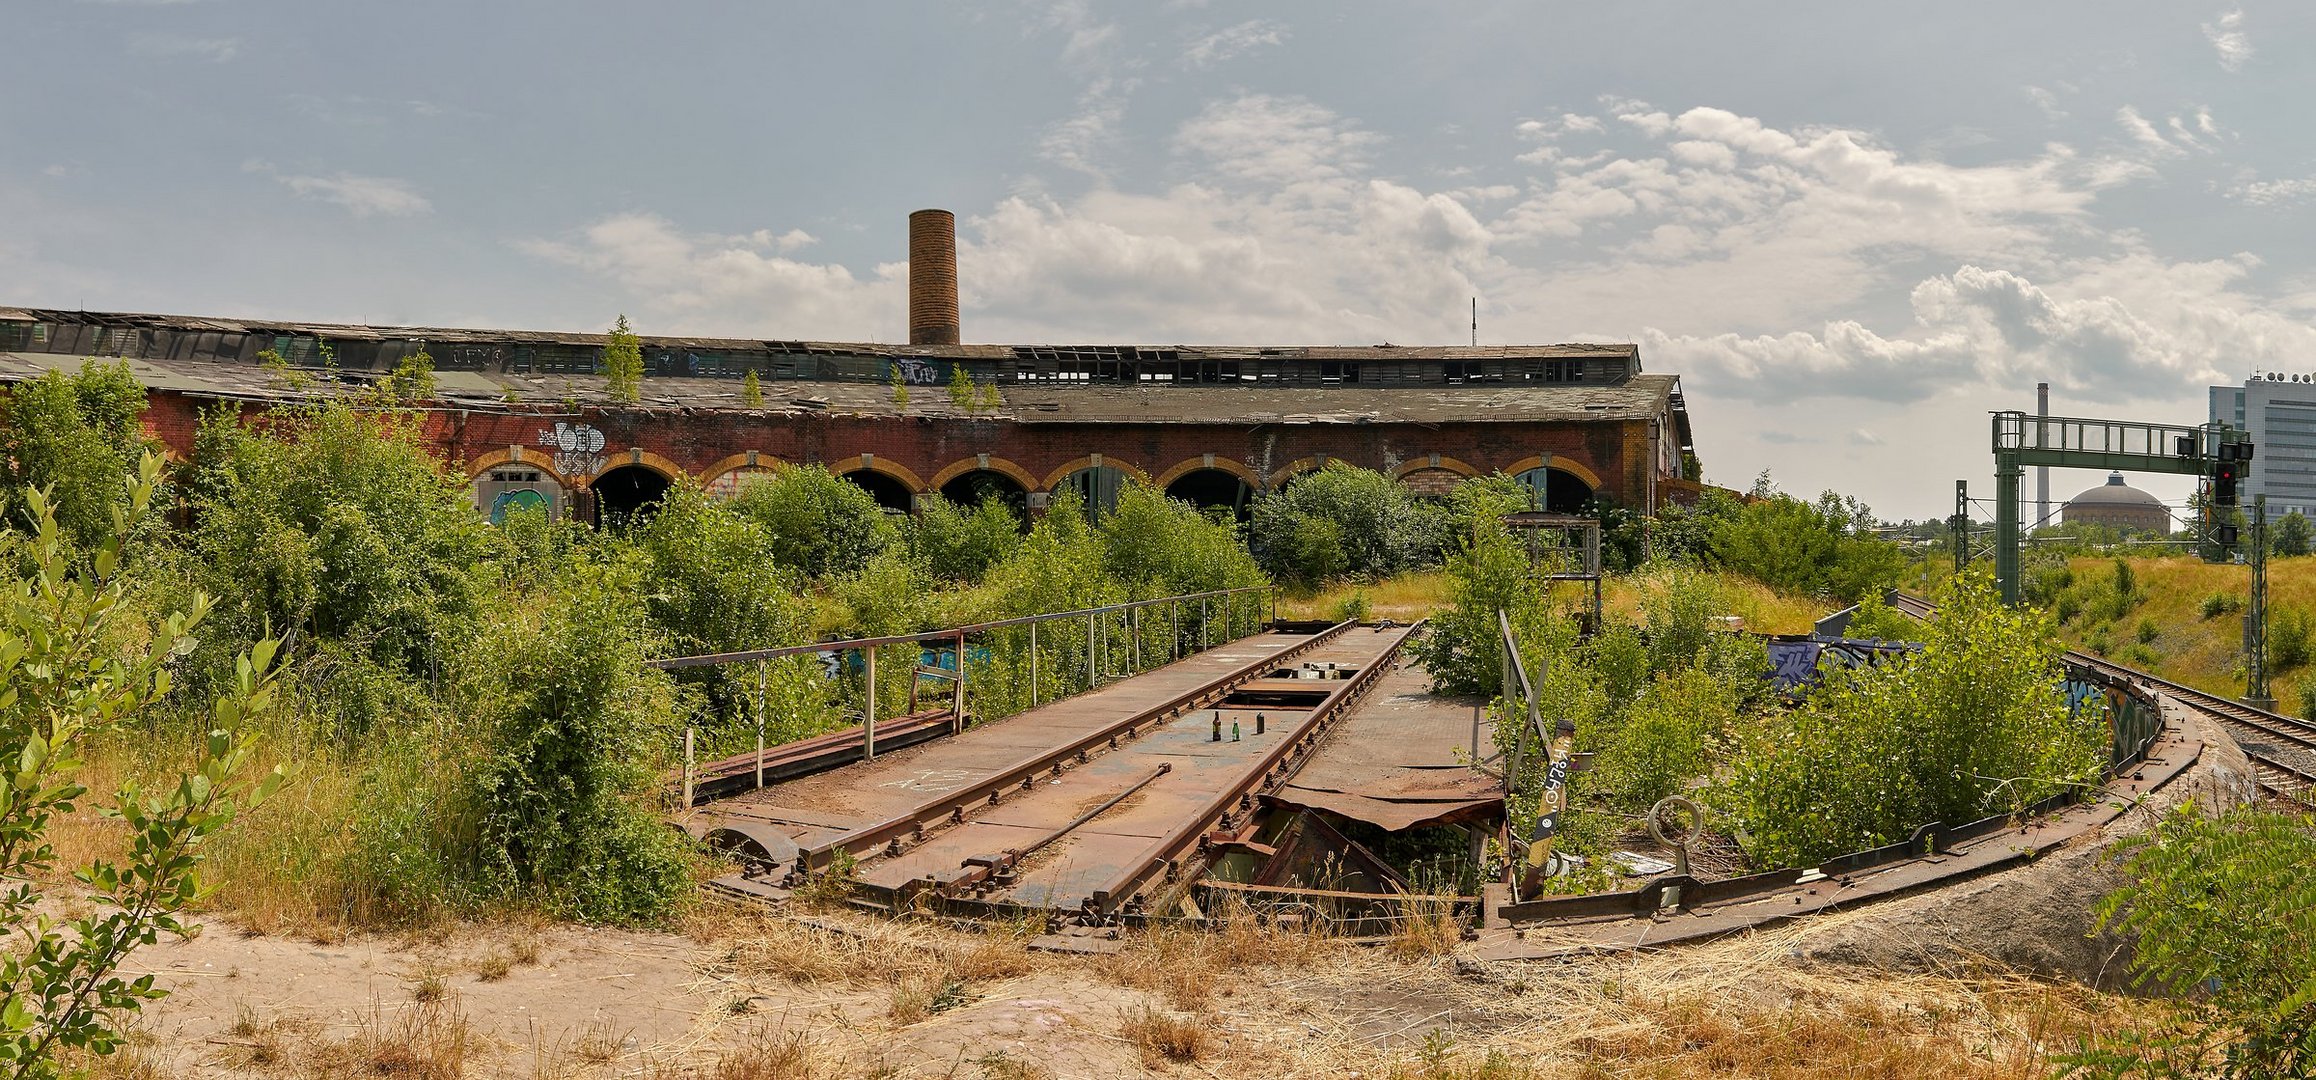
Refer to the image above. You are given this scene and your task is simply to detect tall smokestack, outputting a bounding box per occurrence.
[908,209,959,345]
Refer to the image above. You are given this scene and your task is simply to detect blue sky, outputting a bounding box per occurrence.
[8,1,2314,519]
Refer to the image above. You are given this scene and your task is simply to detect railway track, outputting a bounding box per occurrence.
[1887,592,2316,804]
[701,619,1424,921]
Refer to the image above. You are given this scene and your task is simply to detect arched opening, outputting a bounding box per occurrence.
[706,466,774,500]
[938,469,1029,515]
[841,469,916,513]
[1164,468,1253,518]
[593,464,671,526]
[1513,466,1594,514]
[1059,465,1129,521]
[474,467,564,523]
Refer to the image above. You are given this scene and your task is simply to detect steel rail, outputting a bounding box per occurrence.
[649,586,1269,669]
[792,620,1363,877]
[1086,623,1417,917]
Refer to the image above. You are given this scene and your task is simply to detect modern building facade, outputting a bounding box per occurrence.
[2210,375,2316,516]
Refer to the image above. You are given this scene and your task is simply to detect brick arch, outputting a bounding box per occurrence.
[1503,454,1604,492]
[1388,455,1479,481]
[1152,455,1259,490]
[1265,455,1348,490]
[928,455,1040,493]
[465,445,569,488]
[827,453,928,493]
[698,451,779,486]
[1040,455,1152,491]
[583,447,686,487]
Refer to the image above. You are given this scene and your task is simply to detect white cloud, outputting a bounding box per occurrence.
[1182,19,1287,68]
[2024,85,2068,121]
[1174,94,1382,187]
[2203,8,2251,72]
[127,35,238,62]
[2228,175,2316,207]
[518,213,899,339]
[1649,257,2315,404]
[247,163,433,217]
[2116,106,2180,156]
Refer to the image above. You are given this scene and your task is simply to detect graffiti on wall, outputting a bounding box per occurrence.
[1764,638,1918,694]
[537,422,606,479]
[2067,677,2162,768]
[891,357,945,385]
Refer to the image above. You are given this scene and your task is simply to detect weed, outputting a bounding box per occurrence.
[473,949,514,981]
[971,1050,1056,1080]
[1120,1005,1210,1066]
[411,966,450,1002]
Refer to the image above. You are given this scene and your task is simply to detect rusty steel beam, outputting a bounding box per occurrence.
[792,621,1362,876]
[1088,624,1416,917]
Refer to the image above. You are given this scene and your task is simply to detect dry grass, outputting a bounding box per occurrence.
[1120,1005,1212,1066]
[1095,902,1332,1009]
[1278,571,1454,622]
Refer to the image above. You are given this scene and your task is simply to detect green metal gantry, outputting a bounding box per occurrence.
[1990,410,2249,604]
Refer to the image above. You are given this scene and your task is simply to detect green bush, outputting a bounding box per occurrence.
[2059,806,2316,1078]
[2273,606,2313,671]
[2137,618,2160,646]
[1248,462,1450,585]
[0,361,156,553]
[2274,511,2314,557]
[1705,487,1906,602]
[1842,591,1919,641]
[1592,668,1732,812]
[727,464,896,580]
[462,566,693,926]
[1724,570,2107,867]
[1410,514,1553,695]
[2203,591,2245,619]
[909,496,1021,582]
[1330,592,1373,624]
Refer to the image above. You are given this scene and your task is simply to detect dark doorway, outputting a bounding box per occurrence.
[938,469,1029,515]
[1514,467,1594,514]
[593,465,671,527]
[1164,468,1253,518]
[842,469,916,513]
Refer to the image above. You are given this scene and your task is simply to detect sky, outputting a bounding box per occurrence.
[7,1,2315,521]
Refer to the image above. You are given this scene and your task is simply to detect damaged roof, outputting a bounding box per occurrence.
[0,350,1679,426]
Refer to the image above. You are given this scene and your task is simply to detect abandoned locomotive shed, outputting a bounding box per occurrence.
[0,214,1699,524]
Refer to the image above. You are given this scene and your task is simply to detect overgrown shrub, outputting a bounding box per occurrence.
[0,361,156,553]
[727,464,896,580]
[1706,487,1905,602]
[461,565,693,926]
[1591,668,1733,812]
[2275,511,2314,558]
[1411,514,1553,695]
[1723,570,2107,867]
[2272,606,2312,671]
[1248,463,1452,585]
[2059,806,2316,1078]
[2202,591,2244,620]
[909,496,1021,582]
[1842,591,1919,642]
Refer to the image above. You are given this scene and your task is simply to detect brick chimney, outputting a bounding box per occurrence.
[908,209,959,345]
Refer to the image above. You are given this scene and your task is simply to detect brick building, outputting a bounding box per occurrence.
[0,305,1699,524]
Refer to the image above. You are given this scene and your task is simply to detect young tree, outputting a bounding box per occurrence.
[602,314,643,403]
[740,368,765,409]
[726,465,895,581]
[889,367,911,407]
[947,364,974,411]
[2274,511,2313,557]
[0,456,287,1076]
[377,347,437,404]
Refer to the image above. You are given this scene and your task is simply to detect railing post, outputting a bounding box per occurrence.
[1201,597,1209,649]
[864,647,878,761]
[1087,611,1097,688]
[953,631,967,732]
[1030,620,1040,706]
[1171,599,1180,661]
[1131,605,1141,672]
[754,659,767,790]
[683,726,696,808]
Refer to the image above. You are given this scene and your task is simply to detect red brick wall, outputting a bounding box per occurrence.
[138,392,1668,510]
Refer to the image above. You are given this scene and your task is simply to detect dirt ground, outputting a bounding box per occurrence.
[89,893,2159,1080]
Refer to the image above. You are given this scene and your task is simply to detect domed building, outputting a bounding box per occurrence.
[2063,472,2170,533]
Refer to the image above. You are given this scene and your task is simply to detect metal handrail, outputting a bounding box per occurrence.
[647,584,1272,669]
